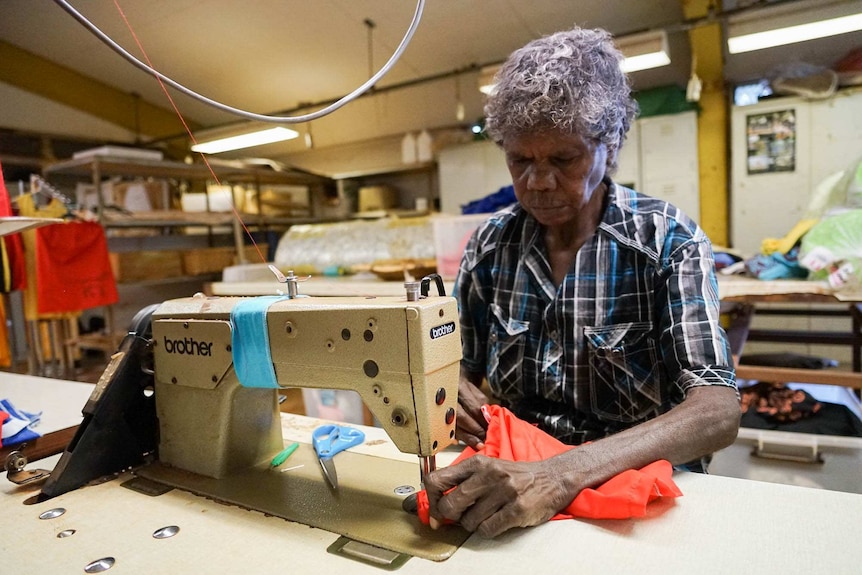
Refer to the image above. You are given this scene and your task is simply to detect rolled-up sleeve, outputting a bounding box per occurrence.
[658,237,737,395]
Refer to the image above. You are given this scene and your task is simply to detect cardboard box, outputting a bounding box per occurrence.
[243,186,309,217]
[109,250,183,283]
[182,244,268,276]
[358,185,398,213]
[76,180,169,213]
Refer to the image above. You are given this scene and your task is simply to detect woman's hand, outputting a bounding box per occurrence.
[456,372,489,449]
[424,455,573,538]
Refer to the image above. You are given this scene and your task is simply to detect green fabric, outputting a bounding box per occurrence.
[634,85,699,118]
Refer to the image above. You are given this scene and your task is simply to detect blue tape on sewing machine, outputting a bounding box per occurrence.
[230,295,289,388]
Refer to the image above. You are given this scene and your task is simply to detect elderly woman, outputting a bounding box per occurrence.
[424,26,740,537]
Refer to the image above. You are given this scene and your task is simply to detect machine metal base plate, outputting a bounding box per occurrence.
[136,443,468,562]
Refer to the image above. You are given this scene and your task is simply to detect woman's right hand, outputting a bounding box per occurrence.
[456,371,489,449]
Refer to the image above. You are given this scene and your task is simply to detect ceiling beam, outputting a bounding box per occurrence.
[0,40,197,143]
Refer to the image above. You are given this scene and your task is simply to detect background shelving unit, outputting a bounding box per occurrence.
[40,155,337,343]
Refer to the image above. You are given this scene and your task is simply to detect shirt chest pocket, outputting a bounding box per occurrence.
[584,322,661,423]
[486,304,529,399]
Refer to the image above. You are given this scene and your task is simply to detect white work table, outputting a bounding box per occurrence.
[208,272,860,300]
[0,373,95,462]
[0,373,95,433]
[3,374,862,574]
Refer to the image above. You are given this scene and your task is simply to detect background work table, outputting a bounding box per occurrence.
[0,374,94,462]
[209,273,862,387]
[2,375,862,574]
[718,276,862,388]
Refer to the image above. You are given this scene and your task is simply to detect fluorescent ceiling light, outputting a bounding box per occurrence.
[620,50,672,73]
[477,30,671,93]
[727,0,862,55]
[728,12,862,53]
[191,126,299,154]
[478,65,498,95]
[617,30,671,73]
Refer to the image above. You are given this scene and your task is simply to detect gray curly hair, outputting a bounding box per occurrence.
[484,26,639,173]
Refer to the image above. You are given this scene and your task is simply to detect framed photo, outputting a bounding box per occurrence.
[746,110,796,174]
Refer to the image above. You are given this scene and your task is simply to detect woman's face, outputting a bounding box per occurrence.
[503,129,608,229]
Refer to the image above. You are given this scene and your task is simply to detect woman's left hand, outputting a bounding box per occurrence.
[424,454,574,538]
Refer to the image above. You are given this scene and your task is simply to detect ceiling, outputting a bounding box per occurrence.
[1,0,862,170]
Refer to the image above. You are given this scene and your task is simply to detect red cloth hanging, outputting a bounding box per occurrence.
[0,159,27,292]
[415,404,682,525]
[0,411,9,448]
[34,221,118,314]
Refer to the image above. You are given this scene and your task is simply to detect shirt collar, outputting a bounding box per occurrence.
[515,178,619,301]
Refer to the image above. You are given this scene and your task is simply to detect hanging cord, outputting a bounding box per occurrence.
[51,0,425,124]
[365,18,376,79]
[103,0,267,262]
[50,0,426,267]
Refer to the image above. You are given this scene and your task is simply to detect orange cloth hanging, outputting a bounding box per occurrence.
[17,192,82,363]
[0,299,10,368]
[34,221,118,315]
[16,193,69,321]
[415,404,682,525]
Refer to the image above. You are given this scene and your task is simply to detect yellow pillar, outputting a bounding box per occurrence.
[681,1,729,246]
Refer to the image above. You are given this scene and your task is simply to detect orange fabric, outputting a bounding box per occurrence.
[15,194,80,362]
[17,194,72,322]
[416,405,682,525]
[34,221,118,314]
[0,299,10,368]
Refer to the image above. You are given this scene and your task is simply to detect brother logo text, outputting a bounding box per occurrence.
[429,322,456,340]
[163,336,213,357]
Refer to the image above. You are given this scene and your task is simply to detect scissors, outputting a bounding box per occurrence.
[312,424,365,489]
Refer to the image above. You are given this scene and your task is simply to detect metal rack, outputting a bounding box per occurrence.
[33,156,337,373]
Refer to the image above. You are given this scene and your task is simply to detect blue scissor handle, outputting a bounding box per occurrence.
[312,424,365,460]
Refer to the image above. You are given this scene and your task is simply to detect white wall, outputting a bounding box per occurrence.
[637,111,700,222]
[438,140,509,214]
[437,111,700,217]
[614,120,641,190]
[731,87,862,256]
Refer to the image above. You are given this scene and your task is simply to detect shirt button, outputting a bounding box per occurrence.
[549,330,558,340]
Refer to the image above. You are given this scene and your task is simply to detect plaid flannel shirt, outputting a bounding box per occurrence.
[455,181,737,446]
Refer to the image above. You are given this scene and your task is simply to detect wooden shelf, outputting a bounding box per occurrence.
[44,156,329,187]
[735,365,862,389]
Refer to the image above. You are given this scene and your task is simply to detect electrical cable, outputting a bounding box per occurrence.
[51,0,425,124]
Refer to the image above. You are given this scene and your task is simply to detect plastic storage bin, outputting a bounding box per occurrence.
[301,389,365,424]
[432,214,491,279]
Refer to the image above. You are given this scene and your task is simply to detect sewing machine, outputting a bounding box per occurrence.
[150,284,459,473]
[37,276,469,561]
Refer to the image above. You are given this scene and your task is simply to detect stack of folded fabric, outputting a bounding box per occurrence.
[0,399,42,448]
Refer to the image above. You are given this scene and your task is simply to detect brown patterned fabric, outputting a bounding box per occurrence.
[740,382,821,423]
